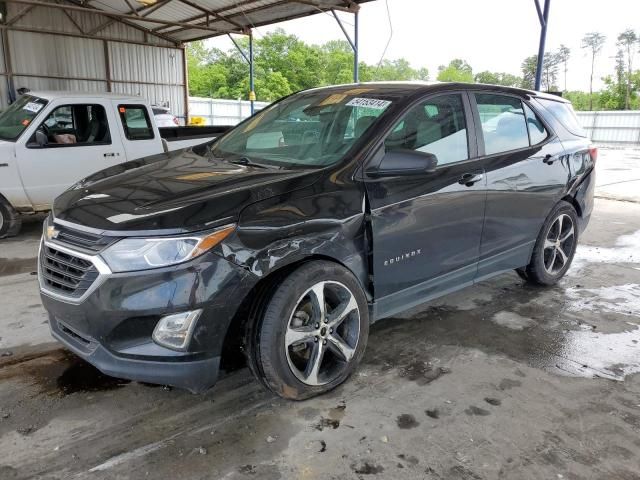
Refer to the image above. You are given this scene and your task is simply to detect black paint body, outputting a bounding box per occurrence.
[40,83,595,392]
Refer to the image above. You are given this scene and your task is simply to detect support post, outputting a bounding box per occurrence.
[103,40,112,92]
[249,30,255,115]
[1,28,15,103]
[228,31,255,115]
[353,9,359,83]
[534,0,550,91]
[331,8,359,83]
[182,45,189,125]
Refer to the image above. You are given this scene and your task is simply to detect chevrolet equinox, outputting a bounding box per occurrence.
[39,83,595,400]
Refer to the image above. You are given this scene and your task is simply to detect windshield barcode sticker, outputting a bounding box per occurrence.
[346,97,391,109]
[23,102,44,113]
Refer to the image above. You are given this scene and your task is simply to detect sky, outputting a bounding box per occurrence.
[205,0,640,92]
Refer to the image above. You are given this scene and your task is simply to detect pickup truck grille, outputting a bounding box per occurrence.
[40,245,99,298]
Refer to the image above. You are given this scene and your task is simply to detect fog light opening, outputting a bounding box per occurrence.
[152,310,202,351]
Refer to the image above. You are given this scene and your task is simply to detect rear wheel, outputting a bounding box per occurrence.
[250,261,369,400]
[0,198,22,239]
[518,201,578,286]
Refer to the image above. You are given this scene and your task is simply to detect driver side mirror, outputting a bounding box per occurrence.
[366,148,438,178]
[28,129,48,148]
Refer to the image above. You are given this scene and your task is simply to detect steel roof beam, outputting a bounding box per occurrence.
[176,0,245,30]
[2,0,229,36]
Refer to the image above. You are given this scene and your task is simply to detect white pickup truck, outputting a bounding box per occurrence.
[0,91,229,237]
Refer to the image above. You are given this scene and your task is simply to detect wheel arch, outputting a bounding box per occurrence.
[218,254,369,372]
[561,194,582,218]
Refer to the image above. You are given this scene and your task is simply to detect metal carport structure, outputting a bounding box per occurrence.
[0,0,369,119]
[0,0,555,120]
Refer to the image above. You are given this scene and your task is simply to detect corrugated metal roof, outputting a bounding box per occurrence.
[3,0,371,45]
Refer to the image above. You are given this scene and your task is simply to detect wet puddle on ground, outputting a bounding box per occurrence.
[0,349,130,396]
[0,258,37,277]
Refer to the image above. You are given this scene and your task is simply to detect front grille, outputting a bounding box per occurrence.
[54,225,115,253]
[40,245,99,298]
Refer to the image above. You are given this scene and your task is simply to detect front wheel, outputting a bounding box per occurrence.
[250,261,369,400]
[0,198,22,239]
[518,201,579,286]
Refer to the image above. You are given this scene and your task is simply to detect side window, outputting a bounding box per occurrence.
[475,94,529,155]
[118,105,154,140]
[537,98,587,137]
[34,104,111,147]
[523,103,549,145]
[384,94,469,166]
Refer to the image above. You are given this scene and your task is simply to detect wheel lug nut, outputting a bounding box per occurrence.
[329,328,333,333]
[314,336,318,342]
[315,323,320,329]
[322,339,327,345]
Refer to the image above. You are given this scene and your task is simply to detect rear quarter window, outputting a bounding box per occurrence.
[118,105,155,141]
[537,98,586,137]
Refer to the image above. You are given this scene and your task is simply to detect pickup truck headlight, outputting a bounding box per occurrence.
[101,224,235,273]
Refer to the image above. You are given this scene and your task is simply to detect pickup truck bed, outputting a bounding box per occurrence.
[160,125,231,150]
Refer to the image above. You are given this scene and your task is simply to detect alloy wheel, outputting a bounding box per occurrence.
[543,213,575,275]
[285,281,360,386]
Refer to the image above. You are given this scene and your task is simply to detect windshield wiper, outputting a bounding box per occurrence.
[228,156,271,169]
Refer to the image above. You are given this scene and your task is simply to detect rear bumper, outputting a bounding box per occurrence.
[49,317,220,393]
[575,168,595,234]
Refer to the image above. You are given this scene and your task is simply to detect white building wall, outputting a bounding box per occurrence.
[0,2,186,119]
[576,111,640,146]
[189,97,270,125]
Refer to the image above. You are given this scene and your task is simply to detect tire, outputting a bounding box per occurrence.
[249,261,369,400]
[0,197,22,239]
[519,201,579,286]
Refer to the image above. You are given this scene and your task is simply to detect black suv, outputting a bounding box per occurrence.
[39,83,595,399]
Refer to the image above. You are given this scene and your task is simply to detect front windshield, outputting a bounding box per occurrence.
[212,90,395,168]
[0,95,48,141]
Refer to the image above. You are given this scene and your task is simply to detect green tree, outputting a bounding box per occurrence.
[437,59,473,83]
[581,32,606,109]
[520,55,538,89]
[564,91,601,111]
[186,31,430,102]
[556,44,571,91]
[542,52,560,91]
[474,71,522,87]
[616,29,638,109]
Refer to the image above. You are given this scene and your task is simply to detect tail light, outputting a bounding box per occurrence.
[173,116,179,126]
[589,146,598,164]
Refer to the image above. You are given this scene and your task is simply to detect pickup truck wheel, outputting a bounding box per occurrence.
[252,261,369,400]
[0,198,22,238]
[519,201,578,286]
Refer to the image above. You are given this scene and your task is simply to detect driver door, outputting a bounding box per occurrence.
[363,92,487,318]
[16,101,125,208]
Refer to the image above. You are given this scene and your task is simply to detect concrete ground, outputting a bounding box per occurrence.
[1,148,639,480]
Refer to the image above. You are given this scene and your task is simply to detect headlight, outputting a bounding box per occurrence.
[101,224,235,273]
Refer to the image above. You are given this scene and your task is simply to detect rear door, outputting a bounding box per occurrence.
[115,103,161,161]
[16,100,125,208]
[364,92,487,318]
[471,92,570,279]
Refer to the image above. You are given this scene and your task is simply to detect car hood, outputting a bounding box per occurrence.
[53,149,321,233]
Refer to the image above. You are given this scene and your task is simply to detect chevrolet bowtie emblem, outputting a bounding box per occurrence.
[46,225,60,240]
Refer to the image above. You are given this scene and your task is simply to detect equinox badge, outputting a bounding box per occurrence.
[384,249,422,266]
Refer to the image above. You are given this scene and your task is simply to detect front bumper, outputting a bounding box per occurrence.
[40,242,257,393]
[49,317,221,392]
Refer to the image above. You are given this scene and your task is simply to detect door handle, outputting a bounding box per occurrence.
[103,152,118,158]
[458,173,484,187]
[543,154,556,165]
